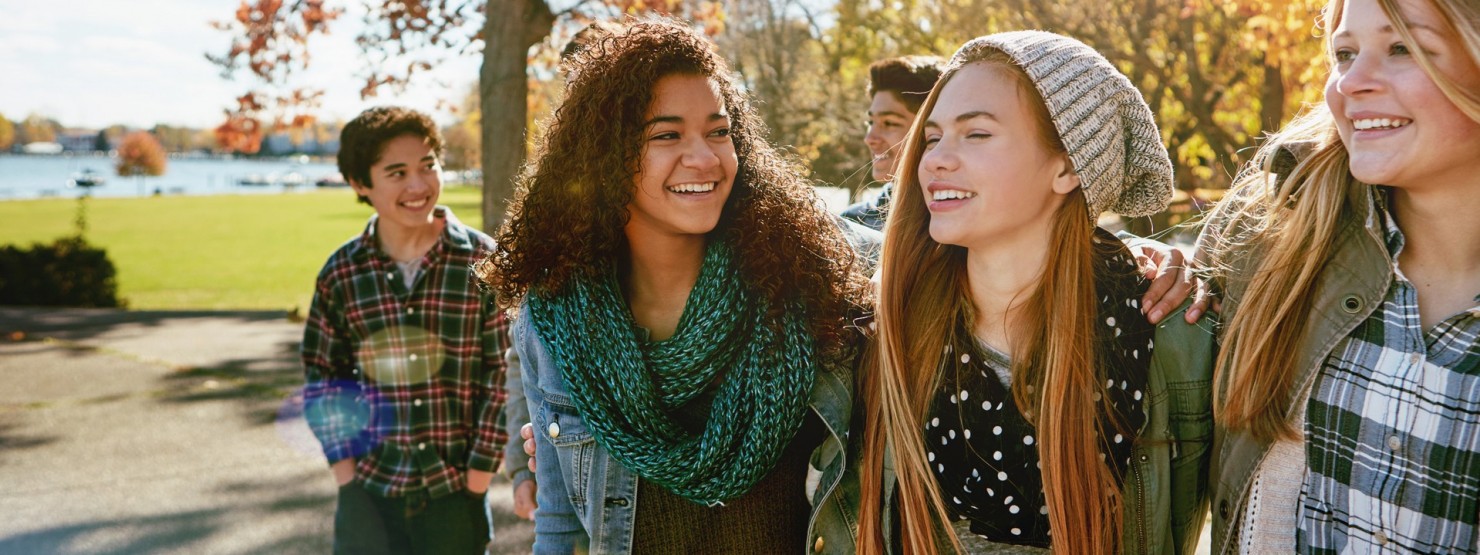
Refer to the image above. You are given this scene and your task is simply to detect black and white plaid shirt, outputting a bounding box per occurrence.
[1297,191,1480,554]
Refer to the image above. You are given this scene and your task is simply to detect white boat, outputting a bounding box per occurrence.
[68,168,105,188]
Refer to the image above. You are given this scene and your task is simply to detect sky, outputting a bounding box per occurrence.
[0,0,482,130]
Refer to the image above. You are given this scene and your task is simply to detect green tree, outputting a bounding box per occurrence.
[822,0,1328,191]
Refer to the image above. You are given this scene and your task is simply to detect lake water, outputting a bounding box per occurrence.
[0,154,345,200]
[0,153,867,211]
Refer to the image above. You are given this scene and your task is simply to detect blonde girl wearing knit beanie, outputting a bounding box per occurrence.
[1201,0,1480,552]
[855,31,1216,554]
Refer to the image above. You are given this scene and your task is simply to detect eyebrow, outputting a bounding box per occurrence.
[924,110,999,127]
[1335,21,1438,38]
[381,155,436,173]
[643,113,730,127]
[869,109,911,119]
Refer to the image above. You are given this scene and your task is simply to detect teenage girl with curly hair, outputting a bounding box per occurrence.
[478,18,876,554]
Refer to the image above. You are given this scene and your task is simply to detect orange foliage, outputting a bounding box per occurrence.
[116,132,168,177]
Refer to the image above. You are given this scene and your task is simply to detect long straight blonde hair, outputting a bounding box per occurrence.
[1212,0,1480,441]
[857,49,1124,555]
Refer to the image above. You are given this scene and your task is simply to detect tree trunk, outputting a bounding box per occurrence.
[480,0,554,234]
[1260,58,1286,139]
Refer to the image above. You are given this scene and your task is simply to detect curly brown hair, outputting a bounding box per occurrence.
[478,17,872,358]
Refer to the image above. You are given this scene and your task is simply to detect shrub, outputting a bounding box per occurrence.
[0,236,123,307]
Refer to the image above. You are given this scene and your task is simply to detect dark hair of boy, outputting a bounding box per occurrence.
[867,55,945,114]
[337,106,444,206]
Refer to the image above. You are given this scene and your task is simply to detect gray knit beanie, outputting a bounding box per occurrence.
[948,31,1173,218]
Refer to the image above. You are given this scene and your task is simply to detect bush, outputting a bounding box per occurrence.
[0,236,123,307]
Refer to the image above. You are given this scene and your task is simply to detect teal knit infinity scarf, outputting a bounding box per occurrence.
[527,241,819,505]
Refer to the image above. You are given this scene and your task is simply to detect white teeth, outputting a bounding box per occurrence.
[668,182,716,193]
[932,189,976,201]
[1353,118,1410,130]
[402,198,428,208]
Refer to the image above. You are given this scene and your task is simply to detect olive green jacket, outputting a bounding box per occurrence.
[1198,146,1392,554]
[811,302,1216,554]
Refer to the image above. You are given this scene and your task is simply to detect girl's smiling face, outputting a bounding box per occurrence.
[1326,0,1480,191]
[917,63,1077,250]
[626,74,739,241]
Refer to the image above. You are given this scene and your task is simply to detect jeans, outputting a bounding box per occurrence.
[333,482,491,554]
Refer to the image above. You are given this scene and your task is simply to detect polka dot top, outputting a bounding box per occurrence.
[924,231,1154,548]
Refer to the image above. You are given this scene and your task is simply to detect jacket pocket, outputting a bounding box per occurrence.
[535,398,597,511]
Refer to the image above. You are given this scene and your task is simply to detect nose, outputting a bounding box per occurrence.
[407,168,436,192]
[865,122,885,151]
[920,137,957,177]
[1335,51,1383,98]
[681,137,721,171]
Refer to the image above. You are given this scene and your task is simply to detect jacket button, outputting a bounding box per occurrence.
[605,497,628,507]
[1341,295,1362,313]
[547,422,561,439]
[813,536,825,552]
[1219,499,1230,520]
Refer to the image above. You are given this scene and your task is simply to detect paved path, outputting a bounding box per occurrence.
[0,308,532,554]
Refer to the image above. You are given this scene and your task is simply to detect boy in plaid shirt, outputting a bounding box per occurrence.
[301,106,508,554]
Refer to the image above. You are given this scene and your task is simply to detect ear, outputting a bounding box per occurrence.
[1049,153,1080,195]
[348,177,371,196]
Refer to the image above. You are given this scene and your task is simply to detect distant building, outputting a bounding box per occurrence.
[58,129,101,152]
[22,142,63,155]
[261,130,338,156]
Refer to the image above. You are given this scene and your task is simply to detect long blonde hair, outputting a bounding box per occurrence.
[858,49,1123,555]
[1211,0,1480,441]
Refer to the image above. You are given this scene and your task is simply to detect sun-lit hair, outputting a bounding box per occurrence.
[868,55,946,114]
[857,49,1125,555]
[476,18,871,360]
[1208,0,1480,442]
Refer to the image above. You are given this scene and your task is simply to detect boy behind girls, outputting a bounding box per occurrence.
[301,106,509,554]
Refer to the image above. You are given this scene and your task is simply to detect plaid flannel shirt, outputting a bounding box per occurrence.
[301,207,509,499]
[1297,191,1480,554]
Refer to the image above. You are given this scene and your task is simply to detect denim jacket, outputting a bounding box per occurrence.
[516,218,880,554]
[515,302,863,554]
[836,302,1216,554]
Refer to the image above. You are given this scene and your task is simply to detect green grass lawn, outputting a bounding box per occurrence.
[0,187,485,310]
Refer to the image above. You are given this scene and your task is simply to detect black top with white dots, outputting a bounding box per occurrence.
[924,230,1155,548]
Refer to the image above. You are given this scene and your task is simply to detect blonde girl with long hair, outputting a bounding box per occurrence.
[1201,0,1480,552]
[855,31,1216,554]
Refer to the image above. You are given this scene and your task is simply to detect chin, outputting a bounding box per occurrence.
[927,226,964,247]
